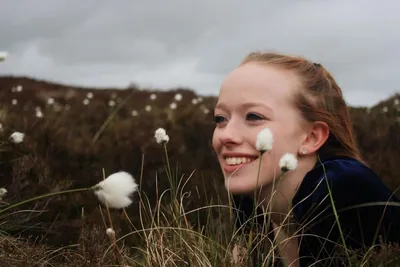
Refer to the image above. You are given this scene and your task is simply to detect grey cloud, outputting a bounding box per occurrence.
[0,0,399,106]
[0,1,95,50]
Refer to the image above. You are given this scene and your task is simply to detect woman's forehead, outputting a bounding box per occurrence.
[218,63,299,106]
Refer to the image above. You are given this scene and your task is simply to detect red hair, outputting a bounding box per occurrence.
[240,52,363,163]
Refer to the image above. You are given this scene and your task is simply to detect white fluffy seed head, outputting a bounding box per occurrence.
[106,228,115,237]
[9,132,24,144]
[36,110,43,118]
[154,128,170,144]
[279,153,298,172]
[93,171,138,209]
[170,102,177,110]
[108,100,116,107]
[255,128,274,154]
[0,51,8,61]
[0,188,7,198]
[174,93,182,101]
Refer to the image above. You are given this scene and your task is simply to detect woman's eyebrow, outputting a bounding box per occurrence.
[240,102,274,113]
[215,102,274,114]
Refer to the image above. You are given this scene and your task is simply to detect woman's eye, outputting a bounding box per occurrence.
[213,115,225,124]
[246,113,264,121]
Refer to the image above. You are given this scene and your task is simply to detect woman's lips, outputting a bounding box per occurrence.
[222,160,257,173]
[222,163,249,173]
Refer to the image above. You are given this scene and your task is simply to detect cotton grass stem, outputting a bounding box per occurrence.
[91,91,134,144]
[99,168,124,265]
[246,152,264,265]
[0,187,91,215]
[164,143,172,181]
[162,142,180,220]
[320,156,350,262]
[104,201,123,265]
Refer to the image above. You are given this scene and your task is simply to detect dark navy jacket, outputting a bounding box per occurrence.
[232,156,400,266]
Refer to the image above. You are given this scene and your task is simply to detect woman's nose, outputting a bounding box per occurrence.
[218,122,243,146]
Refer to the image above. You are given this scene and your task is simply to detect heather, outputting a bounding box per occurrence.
[0,76,399,266]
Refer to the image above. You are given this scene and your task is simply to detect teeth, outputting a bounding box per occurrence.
[225,157,255,165]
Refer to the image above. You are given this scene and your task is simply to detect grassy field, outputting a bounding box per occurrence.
[0,76,399,266]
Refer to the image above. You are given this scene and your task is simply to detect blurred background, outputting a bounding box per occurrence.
[1,0,400,106]
[0,1,399,265]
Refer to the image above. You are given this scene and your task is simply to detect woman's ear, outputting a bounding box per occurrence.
[299,121,329,155]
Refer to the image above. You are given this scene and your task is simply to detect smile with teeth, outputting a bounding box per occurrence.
[225,156,258,165]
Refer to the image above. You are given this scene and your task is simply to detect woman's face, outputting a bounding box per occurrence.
[212,62,310,194]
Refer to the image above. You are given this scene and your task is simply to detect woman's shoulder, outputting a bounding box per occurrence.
[300,156,379,187]
[292,156,399,220]
[292,156,400,264]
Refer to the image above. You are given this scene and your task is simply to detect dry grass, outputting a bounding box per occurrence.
[0,76,399,266]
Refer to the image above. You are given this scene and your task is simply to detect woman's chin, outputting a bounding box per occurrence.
[224,177,257,194]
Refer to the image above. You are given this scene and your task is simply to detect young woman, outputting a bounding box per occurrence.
[212,52,400,266]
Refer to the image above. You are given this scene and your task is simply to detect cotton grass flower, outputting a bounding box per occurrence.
[108,100,116,107]
[11,99,17,105]
[131,110,138,116]
[255,128,273,154]
[145,105,152,112]
[154,128,169,144]
[170,102,177,110]
[106,228,115,238]
[279,153,298,172]
[0,51,8,62]
[87,92,93,99]
[191,98,198,105]
[16,85,23,92]
[83,98,90,105]
[0,188,7,200]
[394,99,399,106]
[150,93,157,100]
[93,171,138,209]
[47,98,55,105]
[36,109,43,118]
[9,132,24,144]
[382,106,388,113]
[174,93,182,101]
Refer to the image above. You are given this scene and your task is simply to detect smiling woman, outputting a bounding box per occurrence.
[212,52,400,266]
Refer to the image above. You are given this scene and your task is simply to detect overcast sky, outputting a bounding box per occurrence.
[1,0,399,107]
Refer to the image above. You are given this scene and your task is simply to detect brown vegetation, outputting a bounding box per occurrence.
[0,76,399,266]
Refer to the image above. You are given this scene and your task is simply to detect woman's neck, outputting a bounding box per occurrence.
[258,154,317,225]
